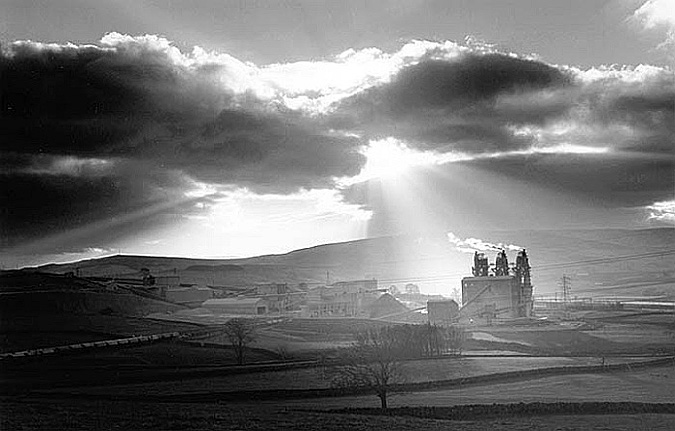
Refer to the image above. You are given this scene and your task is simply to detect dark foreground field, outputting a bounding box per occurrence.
[2,399,674,431]
[2,269,673,430]
[2,363,674,430]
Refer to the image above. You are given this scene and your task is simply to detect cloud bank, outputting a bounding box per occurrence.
[1,33,673,251]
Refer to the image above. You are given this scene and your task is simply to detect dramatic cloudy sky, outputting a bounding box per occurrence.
[1,0,673,267]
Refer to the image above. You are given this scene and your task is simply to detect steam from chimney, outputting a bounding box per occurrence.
[447,232,524,254]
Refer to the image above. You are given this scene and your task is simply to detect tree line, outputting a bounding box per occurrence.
[331,323,466,409]
[353,323,466,359]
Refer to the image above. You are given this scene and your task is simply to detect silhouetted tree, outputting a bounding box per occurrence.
[330,323,466,407]
[331,326,404,409]
[223,318,256,365]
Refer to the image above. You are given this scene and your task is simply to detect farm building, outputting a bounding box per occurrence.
[461,249,533,323]
[202,297,268,315]
[427,299,459,325]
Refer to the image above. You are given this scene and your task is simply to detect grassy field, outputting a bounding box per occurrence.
[10,341,279,368]
[5,309,674,395]
[1,398,674,430]
[0,313,198,352]
[254,364,675,410]
[188,317,393,358]
[0,341,284,392]
[3,312,675,429]
[582,322,674,346]
[182,313,675,358]
[581,312,675,350]
[26,355,653,398]
[465,311,675,356]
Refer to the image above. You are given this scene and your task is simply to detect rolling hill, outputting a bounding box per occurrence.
[28,228,675,300]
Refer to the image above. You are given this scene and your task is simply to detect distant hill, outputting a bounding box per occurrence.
[30,228,675,300]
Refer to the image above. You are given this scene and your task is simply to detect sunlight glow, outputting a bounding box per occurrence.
[523,144,610,155]
[339,137,610,186]
[646,200,675,223]
[339,138,467,186]
[356,138,439,179]
[184,181,219,198]
[142,187,372,258]
[18,155,114,177]
[632,0,675,30]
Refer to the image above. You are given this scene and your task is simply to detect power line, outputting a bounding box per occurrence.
[544,278,675,296]
[535,249,675,271]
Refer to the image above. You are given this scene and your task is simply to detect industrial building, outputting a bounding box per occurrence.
[154,275,180,288]
[427,299,459,325]
[247,283,305,313]
[165,285,214,306]
[200,279,393,317]
[202,297,268,315]
[305,279,381,317]
[221,283,307,313]
[461,249,533,323]
[254,283,289,295]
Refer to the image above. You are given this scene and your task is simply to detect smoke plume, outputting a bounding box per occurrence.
[447,232,524,254]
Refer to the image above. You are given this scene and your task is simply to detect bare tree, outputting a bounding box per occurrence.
[331,327,404,409]
[329,323,465,407]
[223,318,256,365]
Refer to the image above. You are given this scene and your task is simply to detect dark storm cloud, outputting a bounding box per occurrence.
[462,153,674,208]
[0,37,364,185]
[331,53,674,157]
[576,72,675,153]
[330,53,573,152]
[0,157,195,247]
[340,150,674,210]
[0,36,366,247]
[376,54,570,110]
[0,40,223,156]
[141,108,364,191]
